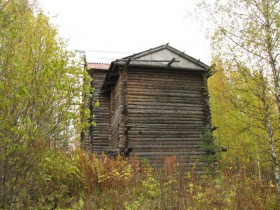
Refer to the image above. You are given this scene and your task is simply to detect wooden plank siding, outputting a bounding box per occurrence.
[88,69,111,154]
[125,67,208,167]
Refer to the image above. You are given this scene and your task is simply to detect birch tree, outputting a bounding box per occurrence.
[197,0,280,197]
[199,0,280,114]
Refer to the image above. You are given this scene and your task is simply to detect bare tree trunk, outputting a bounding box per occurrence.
[266,50,280,116]
[262,4,280,195]
[264,101,280,197]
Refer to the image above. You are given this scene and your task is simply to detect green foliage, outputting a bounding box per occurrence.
[196,0,280,195]
[0,0,91,208]
[208,59,280,193]
[19,150,84,209]
[200,126,220,173]
[142,171,160,199]
[124,194,144,210]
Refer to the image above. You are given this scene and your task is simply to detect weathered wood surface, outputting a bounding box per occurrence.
[110,73,125,150]
[125,67,208,167]
[88,65,210,169]
[89,70,111,154]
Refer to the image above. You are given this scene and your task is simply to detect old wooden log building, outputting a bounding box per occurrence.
[82,44,211,168]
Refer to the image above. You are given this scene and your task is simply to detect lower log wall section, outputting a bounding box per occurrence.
[126,67,209,168]
[89,70,111,154]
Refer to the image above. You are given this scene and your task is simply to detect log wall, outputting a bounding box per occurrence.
[125,67,208,167]
[89,70,111,154]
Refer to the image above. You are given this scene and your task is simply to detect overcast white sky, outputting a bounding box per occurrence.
[37,0,210,64]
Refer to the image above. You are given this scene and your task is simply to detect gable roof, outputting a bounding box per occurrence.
[114,44,208,70]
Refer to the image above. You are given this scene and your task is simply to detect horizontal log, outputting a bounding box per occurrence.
[127,115,205,119]
[127,78,202,84]
[127,91,203,98]
[128,133,202,138]
[130,144,203,148]
[127,76,202,84]
[127,98,203,104]
[131,148,206,153]
[127,77,202,84]
[127,122,205,127]
[128,85,202,93]
[129,138,204,142]
[128,129,204,133]
[126,123,205,128]
[127,96,204,102]
[127,124,205,129]
[127,109,204,114]
[127,71,203,78]
[130,151,207,156]
[127,105,204,111]
[129,139,204,143]
[128,86,203,93]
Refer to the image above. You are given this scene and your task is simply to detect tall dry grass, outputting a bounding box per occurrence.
[77,152,279,210]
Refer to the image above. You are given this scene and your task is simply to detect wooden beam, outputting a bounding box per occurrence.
[104,81,116,85]
[109,71,119,76]
[126,57,131,65]
[167,58,176,67]
[108,71,119,80]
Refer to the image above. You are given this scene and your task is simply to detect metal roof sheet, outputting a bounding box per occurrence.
[87,63,110,70]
